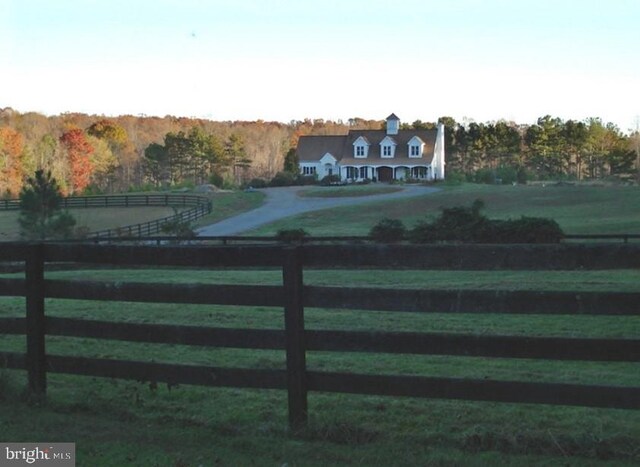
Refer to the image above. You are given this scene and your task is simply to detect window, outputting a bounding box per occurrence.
[412,167,428,178]
[355,146,365,157]
[302,166,316,176]
[410,145,421,157]
[359,167,368,179]
[382,146,392,157]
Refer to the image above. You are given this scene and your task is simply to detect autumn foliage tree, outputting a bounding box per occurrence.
[60,128,94,193]
[0,127,25,197]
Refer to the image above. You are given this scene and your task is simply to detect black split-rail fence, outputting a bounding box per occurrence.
[0,242,639,430]
[0,194,212,238]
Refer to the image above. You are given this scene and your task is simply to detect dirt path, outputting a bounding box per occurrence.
[197,185,439,236]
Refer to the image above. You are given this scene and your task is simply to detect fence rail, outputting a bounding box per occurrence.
[0,243,639,430]
[0,194,212,239]
[57,234,640,245]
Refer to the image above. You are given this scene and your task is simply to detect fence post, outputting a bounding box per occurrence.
[26,243,46,398]
[282,246,308,431]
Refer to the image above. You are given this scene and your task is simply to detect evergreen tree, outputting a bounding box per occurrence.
[18,170,76,240]
[283,147,298,174]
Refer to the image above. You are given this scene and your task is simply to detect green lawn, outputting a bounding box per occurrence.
[249,183,640,236]
[1,266,639,465]
[191,190,264,228]
[0,191,264,240]
[298,185,403,198]
[1,184,639,464]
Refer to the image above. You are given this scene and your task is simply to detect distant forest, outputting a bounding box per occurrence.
[0,108,638,196]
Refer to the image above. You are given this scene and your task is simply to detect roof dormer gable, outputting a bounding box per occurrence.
[408,135,425,146]
[353,136,370,158]
[380,135,397,158]
[408,135,425,158]
[320,152,337,164]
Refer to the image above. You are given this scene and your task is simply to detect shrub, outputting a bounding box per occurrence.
[247,178,267,189]
[269,171,296,187]
[160,208,195,238]
[208,172,224,188]
[444,170,466,185]
[160,218,195,238]
[369,218,406,243]
[320,174,342,186]
[409,199,563,243]
[276,228,308,243]
[296,174,318,186]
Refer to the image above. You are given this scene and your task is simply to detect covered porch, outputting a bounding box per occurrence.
[341,165,432,182]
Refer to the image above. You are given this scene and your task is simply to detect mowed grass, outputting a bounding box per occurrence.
[249,183,640,236]
[191,190,264,228]
[0,190,264,240]
[298,185,403,198]
[1,266,639,465]
[1,184,639,464]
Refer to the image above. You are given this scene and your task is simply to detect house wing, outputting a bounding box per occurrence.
[296,136,348,162]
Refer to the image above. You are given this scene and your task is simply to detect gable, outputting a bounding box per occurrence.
[320,152,337,164]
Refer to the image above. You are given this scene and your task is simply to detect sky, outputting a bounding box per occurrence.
[2,0,639,130]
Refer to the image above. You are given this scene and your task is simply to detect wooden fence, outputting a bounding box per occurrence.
[0,243,639,430]
[0,194,212,239]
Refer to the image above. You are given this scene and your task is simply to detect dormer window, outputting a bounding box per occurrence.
[353,136,370,158]
[380,136,397,158]
[408,136,424,158]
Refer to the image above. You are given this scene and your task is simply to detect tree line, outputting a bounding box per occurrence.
[1,108,638,197]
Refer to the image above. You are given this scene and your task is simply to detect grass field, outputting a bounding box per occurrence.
[1,265,639,465]
[298,185,403,198]
[0,191,264,241]
[249,183,640,236]
[1,183,639,465]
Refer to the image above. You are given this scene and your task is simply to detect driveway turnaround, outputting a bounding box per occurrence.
[197,185,439,236]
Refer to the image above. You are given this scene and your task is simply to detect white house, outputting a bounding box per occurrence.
[296,114,445,182]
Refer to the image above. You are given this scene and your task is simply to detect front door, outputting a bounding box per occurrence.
[378,167,393,182]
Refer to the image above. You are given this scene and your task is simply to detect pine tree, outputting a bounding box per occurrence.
[18,170,76,240]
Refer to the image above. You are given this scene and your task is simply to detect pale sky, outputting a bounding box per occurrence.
[2,0,639,130]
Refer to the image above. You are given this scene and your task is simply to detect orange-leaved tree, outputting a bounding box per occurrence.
[60,128,94,194]
[0,126,25,197]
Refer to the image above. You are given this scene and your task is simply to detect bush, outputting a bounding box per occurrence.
[247,178,267,189]
[444,170,466,186]
[296,175,318,186]
[369,218,406,243]
[276,228,308,243]
[472,166,521,185]
[209,172,224,188]
[270,171,296,187]
[409,199,563,244]
[320,174,342,186]
[160,218,195,238]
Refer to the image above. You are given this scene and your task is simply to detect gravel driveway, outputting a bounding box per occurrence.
[197,185,439,236]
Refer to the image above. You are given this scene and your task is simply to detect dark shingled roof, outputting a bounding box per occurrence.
[296,129,437,166]
[296,135,347,162]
